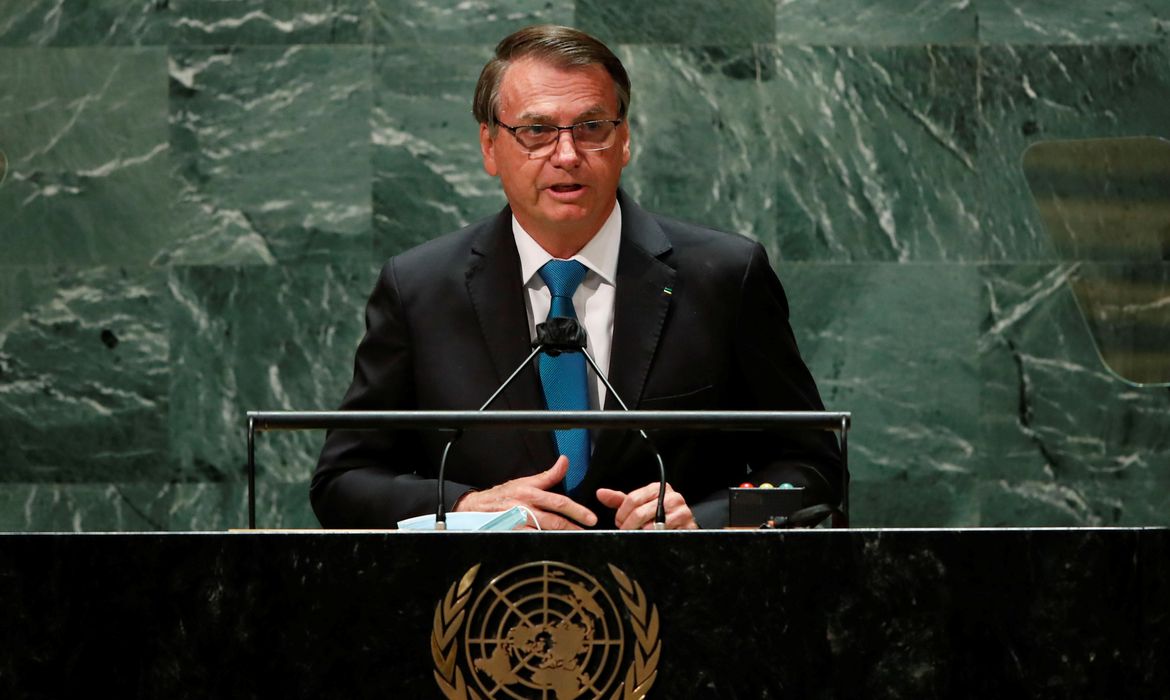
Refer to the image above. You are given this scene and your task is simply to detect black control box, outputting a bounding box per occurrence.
[728,487,805,527]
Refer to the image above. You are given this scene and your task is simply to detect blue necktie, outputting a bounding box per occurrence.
[537,259,590,494]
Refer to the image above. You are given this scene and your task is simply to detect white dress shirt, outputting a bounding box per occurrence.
[512,201,621,410]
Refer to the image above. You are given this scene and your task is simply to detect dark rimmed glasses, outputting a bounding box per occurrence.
[496,118,623,157]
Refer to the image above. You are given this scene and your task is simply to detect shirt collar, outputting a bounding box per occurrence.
[512,201,622,288]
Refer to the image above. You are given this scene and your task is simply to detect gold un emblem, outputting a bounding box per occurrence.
[432,561,660,699]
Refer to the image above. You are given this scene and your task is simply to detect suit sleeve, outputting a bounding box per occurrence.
[691,242,845,528]
[310,259,474,528]
[738,242,844,504]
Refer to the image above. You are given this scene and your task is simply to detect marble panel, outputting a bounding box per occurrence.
[157,0,369,45]
[0,267,171,482]
[775,0,977,46]
[978,0,1170,45]
[169,481,312,530]
[978,44,1170,261]
[978,264,1170,526]
[0,481,315,531]
[235,481,318,529]
[167,264,375,484]
[0,48,174,265]
[770,46,982,262]
[619,46,778,244]
[162,46,373,266]
[0,0,368,46]
[370,0,573,44]
[0,483,163,532]
[851,475,979,527]
[371,44,505,259]
[576,0,775,45]
[779,262,982,526]
[0,2,162,46]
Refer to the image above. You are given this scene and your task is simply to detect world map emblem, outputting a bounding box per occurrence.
[432,561,660,699]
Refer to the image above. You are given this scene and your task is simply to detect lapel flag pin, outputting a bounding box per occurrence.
[663,287,673,295]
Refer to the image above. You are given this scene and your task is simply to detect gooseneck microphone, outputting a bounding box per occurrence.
[433,318,668,530]
[539,319,668,530]
[433,342,544,529]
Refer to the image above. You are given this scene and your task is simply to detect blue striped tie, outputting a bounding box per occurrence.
[538,260,590,494]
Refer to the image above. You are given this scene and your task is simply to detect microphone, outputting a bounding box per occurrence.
[536,319,668,530]
[433,318,668,530]
[534,317,587,354]
[433,341,544,529]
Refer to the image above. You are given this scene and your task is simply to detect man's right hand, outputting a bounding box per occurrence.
[452,456,597,530]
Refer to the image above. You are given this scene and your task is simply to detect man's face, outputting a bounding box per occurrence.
[480,57,630,246]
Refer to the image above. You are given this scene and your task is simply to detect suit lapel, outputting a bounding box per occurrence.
[466,208,559,469]
[589,194,676,480]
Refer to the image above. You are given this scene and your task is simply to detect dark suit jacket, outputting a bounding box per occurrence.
[312,192,843,528]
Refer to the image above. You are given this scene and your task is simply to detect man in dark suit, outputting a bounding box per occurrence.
[312,25,842,530]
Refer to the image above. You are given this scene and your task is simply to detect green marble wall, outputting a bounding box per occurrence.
[1,1,1167,531]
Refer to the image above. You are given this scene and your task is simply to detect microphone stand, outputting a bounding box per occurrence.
[433,318,667,530]
[576,348,667,530]
[434,344,543,530]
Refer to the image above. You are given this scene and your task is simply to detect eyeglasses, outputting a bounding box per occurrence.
[495,118,623,156]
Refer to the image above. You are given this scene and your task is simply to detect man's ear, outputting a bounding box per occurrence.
[480,123,498,176]
[620,122,631,167]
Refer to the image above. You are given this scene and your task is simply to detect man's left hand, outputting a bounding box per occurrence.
[596,482,699,530]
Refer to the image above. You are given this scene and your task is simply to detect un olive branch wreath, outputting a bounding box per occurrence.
[607,564,660,700]
[430,563,660,700]
[432,564,483,700]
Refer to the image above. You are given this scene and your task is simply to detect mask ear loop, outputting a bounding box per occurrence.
[517,506,541,531]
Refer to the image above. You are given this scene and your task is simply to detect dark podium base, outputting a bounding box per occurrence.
[1,529,1166,699]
